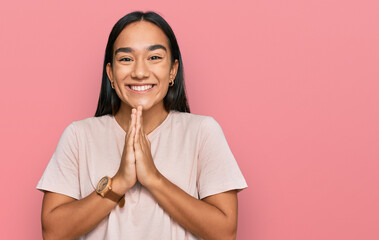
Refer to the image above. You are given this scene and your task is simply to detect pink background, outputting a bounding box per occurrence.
[1,0,378,239]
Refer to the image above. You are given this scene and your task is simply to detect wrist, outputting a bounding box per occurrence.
[145,171,164,192]
[111,174,130,195]
[96,176,125,208]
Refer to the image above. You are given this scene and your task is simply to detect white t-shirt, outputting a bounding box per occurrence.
[37,111,247,240]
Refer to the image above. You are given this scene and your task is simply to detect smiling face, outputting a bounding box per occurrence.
[106,21,178,113]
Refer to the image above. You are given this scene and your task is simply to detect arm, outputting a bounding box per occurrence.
[133,108,238,240]
[148,176,238,240]
[41,111,138,240]
[41,177,127,240]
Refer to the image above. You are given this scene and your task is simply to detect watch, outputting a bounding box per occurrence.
[96,176,125,208]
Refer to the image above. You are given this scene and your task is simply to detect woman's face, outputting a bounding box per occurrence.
[106,21,178,112]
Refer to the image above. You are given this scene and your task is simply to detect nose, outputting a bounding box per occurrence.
[131,59,150,79]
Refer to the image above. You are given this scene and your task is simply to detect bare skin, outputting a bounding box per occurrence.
[123,107,238,240]
[41,21,238,240]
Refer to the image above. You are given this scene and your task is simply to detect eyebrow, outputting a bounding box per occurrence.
[115,44,167,55]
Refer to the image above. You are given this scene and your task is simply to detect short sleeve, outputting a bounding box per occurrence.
[197,117,247,199]
[36,122,81,199]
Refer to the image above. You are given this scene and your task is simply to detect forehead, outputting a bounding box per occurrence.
[114,21,170,52]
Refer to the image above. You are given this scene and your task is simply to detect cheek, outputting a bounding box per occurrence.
[152,60,171,75]
[152,67,171,83]
[114,66,131,81]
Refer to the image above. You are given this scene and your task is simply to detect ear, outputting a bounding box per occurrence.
[106,62,113,83]
[169,59,179,81]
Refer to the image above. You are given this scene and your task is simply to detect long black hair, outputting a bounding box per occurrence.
[95,11,190,117]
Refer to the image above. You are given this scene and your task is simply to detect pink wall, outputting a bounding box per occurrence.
[1,0,378,239]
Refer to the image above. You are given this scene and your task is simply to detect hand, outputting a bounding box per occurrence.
[113,108,137,193]
[134,106,161,188]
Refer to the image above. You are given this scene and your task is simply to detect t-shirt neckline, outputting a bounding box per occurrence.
[110,111,173,138]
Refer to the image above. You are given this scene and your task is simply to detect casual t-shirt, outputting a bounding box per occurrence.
[37,111,247,240]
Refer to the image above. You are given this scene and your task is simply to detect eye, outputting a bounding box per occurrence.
[150,56,162,60]
[120,57,132,62]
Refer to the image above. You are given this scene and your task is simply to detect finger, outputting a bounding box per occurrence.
[134,130,141,155]
[135,107,143,138]
[136,106,143,130]
[138,127,145,150]
[138,106,145,134]
[126,113,136,153]
[134,117,141,144]
[136,106,142,126]
[127,124,135,150]
[126,110,136,140]
[131,109,137,129]
[137,132,149,155]
[127,108,137,135]
[130,111,137,138]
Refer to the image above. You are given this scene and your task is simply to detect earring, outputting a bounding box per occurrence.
[169,80,174,87]
[111,82,115,89]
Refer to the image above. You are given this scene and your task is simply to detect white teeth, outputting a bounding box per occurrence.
[130,85,153,91]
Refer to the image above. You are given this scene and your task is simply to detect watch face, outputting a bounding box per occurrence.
[97,177,109,192]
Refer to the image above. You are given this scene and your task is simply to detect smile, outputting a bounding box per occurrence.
[127,84,155,92]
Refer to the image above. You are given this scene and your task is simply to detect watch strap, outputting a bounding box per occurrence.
[105,190,125,207]
[97,176,125,208]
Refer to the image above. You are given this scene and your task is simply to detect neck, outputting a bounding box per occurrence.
[114,102,169,134]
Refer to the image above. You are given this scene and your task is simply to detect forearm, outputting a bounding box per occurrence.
[147,174,237,240]
[42,178,126,240]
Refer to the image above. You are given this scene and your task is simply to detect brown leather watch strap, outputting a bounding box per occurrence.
[105,190,125,207]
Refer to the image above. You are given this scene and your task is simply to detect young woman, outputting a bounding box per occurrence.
[37,11,247,240]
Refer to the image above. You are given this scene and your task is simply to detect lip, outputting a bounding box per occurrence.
[126,84,156,93]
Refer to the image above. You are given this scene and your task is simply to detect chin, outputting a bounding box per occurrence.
[126,100,155,111]
[123,95,165,112]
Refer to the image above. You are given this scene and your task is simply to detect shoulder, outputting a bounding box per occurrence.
[168,111,223,137]
[65,115,114,139]
[169,111,219,128]
[70,114,112,130]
